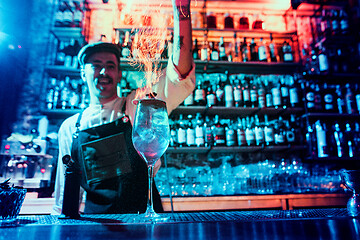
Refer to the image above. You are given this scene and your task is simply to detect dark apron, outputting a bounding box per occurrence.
[70,102,163,214]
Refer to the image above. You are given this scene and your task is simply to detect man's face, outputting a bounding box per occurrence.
[82,52,121,103]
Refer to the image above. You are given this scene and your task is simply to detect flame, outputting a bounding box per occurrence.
[120,0,168,100]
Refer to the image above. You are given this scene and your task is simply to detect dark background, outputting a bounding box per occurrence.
[0,0,31,144]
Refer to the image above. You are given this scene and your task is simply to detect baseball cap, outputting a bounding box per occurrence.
[77,42,121,65]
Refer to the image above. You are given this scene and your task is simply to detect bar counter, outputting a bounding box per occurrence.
[2,208,360,240]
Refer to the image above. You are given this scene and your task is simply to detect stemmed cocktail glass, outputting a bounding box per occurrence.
[132,97,170,222]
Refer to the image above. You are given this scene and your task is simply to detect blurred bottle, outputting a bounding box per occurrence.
[257,79,266,109]
[245,116,255,146]
[268,33,278,62]
[225,119,237,147]
[314,83,322,112]
[193,79,206,106]
[46,78,57,110]
[240,37,249,62]
[344,123,355,157]
[254,115,264,146]
[186,115,196,147]
[121,31,131,58]
[282,41,294,62]
[280,76,290,108]
[250,38,258,61]
[233,77,243,107]
[345,83,356,114]
[204,116,214,147]
[322,83,336,112]
[192,38,200,60]
[264,114,274,146]
[271,78,282,109]
[236,117,247,146]
[250,78,258,108]
[210,42,219,61]
[201,33,209,61]
[213,115,226,146]
[315,120,329,158]
[194,113,205,147]
[242,77,251,108]
[303,81,315,112]
[215,75,225,106]
[336,85,345,114]
[252,14,263,30]
[219,37,227,61]
[289,75,301,108]
[224,71,234,107]
[176,114,187,147]
[258,37,267,62]
[206,80,216,107]
[73,0,83,28]
[306,124,317,157]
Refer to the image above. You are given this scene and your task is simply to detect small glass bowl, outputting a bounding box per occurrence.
[0,187,27,223]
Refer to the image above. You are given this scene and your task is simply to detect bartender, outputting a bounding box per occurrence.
[52,0,195,215]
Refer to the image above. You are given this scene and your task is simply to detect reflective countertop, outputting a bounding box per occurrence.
[1,208,360,240]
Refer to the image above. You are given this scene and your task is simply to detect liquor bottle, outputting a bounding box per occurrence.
[339,9,350,35]
[264,114,275,146]
[344,123,355,157]
[265,78,273,108]
[274,117,286,145]
[210,42,219,61]
[206,80,216,107]
[254,115,264,146]
[169,119,177,147]
[186,115,196,147]
[224,13,234,29]
[268,33,277,62]
[242,77,251,108]
[132,32,139,59]
[183,91,194,106]
[193,79,206,106]
[240,37,249,62]
[167,31,174,59]
[194,113,205,147]
[331,10,340,36]
[236,117,247,146]
[355,84,360,114]
[201,33,209,61]
[177,114,187,147]
[271,78,282,109]
[204,116,214,147]
[322,83,336,112]
[233,77,243,107]
[215,75,225,106]
[219,37,227,61]
[318,43,329,74]
[285,119,296,145]
[282,41,294,62]
[289,114,300,144]
[257,78,266,109]
[192,38,200,60]
[233,33,241,62]
[249,38,258,61]
[303,81,315,112]
[121,31,131,58]
[335,85,345,114]
[258,37,267,62]
[46,78,57,110]
[55,41,66,66]
[353,122,360,157]
[315,120,329,158]
[309,47,320,75]
[280,76,290,108]
[249,78,258,108]
[320,9,331,38]
[225,119,237,147]
[314,84,322,112]
[289,75,301,108]
[306,124,317,157]
[224,71,234,107]
[345,83,356,114]
[213,115,226,146]
[245,116,255,146]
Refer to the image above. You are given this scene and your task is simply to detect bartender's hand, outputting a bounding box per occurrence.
[171,0,193,77]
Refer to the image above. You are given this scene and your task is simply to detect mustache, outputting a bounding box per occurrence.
[95,76,113,84]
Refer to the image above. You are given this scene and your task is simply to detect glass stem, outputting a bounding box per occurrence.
[146,165,155,215]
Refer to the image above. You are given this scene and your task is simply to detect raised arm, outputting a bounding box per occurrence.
[172,0,193,77]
